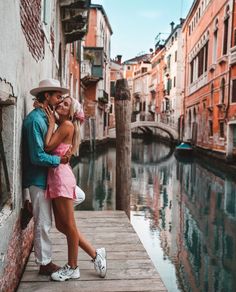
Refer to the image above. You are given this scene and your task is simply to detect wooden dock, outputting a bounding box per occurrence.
[18,211,167,292]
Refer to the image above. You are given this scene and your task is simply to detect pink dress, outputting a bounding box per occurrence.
[45,143,76,199]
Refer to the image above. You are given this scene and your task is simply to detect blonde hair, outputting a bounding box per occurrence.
[66,97,82,155]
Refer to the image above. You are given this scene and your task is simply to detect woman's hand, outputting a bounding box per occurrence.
[44,106,56,128]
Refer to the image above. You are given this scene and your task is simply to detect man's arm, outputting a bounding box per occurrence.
[27,120,61,167]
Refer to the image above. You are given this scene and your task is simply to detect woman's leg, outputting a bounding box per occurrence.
[52,197,79,268]
[53,200,96,259]
[77,229,96,259]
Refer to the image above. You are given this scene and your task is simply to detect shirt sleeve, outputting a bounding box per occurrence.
[27,119,60,167]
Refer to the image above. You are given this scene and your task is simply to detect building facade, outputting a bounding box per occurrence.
[162,21,184,129]
[82,4,112,146]
[0,0,90,290]
[182,0,235,158]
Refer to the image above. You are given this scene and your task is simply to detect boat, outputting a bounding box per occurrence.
[174,142,193,158]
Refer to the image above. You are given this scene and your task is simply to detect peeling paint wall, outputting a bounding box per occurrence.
[0,0,63,290]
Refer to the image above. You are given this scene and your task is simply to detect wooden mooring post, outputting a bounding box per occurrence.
[115,79,131,217]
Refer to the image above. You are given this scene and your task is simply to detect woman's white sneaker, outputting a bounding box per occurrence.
[93,248,107,278]
[51,264,80,281]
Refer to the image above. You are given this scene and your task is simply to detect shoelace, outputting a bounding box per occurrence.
[58,264,71,276]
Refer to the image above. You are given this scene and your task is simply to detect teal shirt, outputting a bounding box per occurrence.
[22,108,60,189]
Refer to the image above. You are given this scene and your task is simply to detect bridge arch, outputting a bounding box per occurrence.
[131,121,179,141]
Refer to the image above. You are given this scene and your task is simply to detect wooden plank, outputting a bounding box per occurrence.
[21,267,159,282]
[18,211,167,292]
[25,259,154,271]
[18,279,166,292]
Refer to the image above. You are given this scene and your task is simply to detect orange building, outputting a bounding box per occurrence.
[109,55,123,128]
[182,0,236,159]
[150,44,166,123]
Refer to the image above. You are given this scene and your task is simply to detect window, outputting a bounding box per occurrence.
[190,42,208,84]
[223,7,230,55]
[232,79,236,103]
[41,0,51,38]
[219,121,224,138]
[220,78,225,104]
[209,120,213,136]
[167,54,171,70]
[175,51,177,62]
[190,60,194,83]
[210,83,214,106]
[70,74,73,97]
[198,47,204,77]
[174,77,176,87]
[141,67,147,74]
[204,42,208,72]
[213,26,218,63]
[71,43,74,55]
[0,81,16,213]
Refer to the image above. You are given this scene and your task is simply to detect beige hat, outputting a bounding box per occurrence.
[30,79,69,96]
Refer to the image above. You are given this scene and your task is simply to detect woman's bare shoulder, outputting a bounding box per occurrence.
[61,120,74,128]
[59,120,74,132]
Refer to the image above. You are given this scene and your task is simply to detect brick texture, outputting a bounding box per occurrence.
[20,0,44,61]
[0,218,33,292]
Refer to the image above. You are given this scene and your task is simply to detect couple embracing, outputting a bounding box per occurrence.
[22,79,107,281]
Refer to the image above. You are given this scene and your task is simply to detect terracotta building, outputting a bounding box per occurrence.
[182,0,235,158]
[150,44,166,123]
[81,4,112,146]
[0,0,90,290]
[109,55,123,129]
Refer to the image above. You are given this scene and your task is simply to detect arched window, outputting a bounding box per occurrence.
[223,5,230,55]
[210,83,214,106]
[220,78,226,104]
[213,19,218,63]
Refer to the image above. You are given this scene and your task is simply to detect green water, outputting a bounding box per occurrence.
[73,138,236,292]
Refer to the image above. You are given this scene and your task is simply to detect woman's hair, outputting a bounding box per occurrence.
[66,97,83,155]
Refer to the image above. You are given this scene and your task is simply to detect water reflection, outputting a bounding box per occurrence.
[73,138,236,292]
[73,148,116,210]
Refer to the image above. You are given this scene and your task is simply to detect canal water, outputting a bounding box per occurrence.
[72,138,236,292]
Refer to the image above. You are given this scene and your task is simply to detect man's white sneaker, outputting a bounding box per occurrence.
[93,247,107,278]
[51,264,80,281]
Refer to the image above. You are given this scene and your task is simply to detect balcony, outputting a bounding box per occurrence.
[81,60,101,85]
[229,46,236,65]
[98,90,109,104]
[60,0,90,43]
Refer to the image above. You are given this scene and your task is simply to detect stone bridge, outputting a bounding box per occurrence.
[109,121,179,141]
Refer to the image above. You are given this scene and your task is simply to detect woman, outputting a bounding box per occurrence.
[43,96,107,281]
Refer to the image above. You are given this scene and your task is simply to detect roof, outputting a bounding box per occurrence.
[90,4,113,34]
[123,54,152,65]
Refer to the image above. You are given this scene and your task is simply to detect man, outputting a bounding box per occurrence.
[22,79,70,275]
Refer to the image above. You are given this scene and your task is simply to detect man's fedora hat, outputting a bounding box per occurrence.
[30,79,69,96]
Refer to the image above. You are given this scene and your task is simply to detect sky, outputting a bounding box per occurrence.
[91,0,194,62]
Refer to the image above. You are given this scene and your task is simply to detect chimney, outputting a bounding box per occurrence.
[179,18,184,25]
[116,55,122,65]
[170,21,175,32]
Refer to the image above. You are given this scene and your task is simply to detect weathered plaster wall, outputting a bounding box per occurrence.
[0,0,63,290]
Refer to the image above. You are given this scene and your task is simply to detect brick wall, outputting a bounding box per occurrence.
[20,0,44,62]
[0,218,33,292]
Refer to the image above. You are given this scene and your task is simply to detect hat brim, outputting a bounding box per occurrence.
[30,86,69,96]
